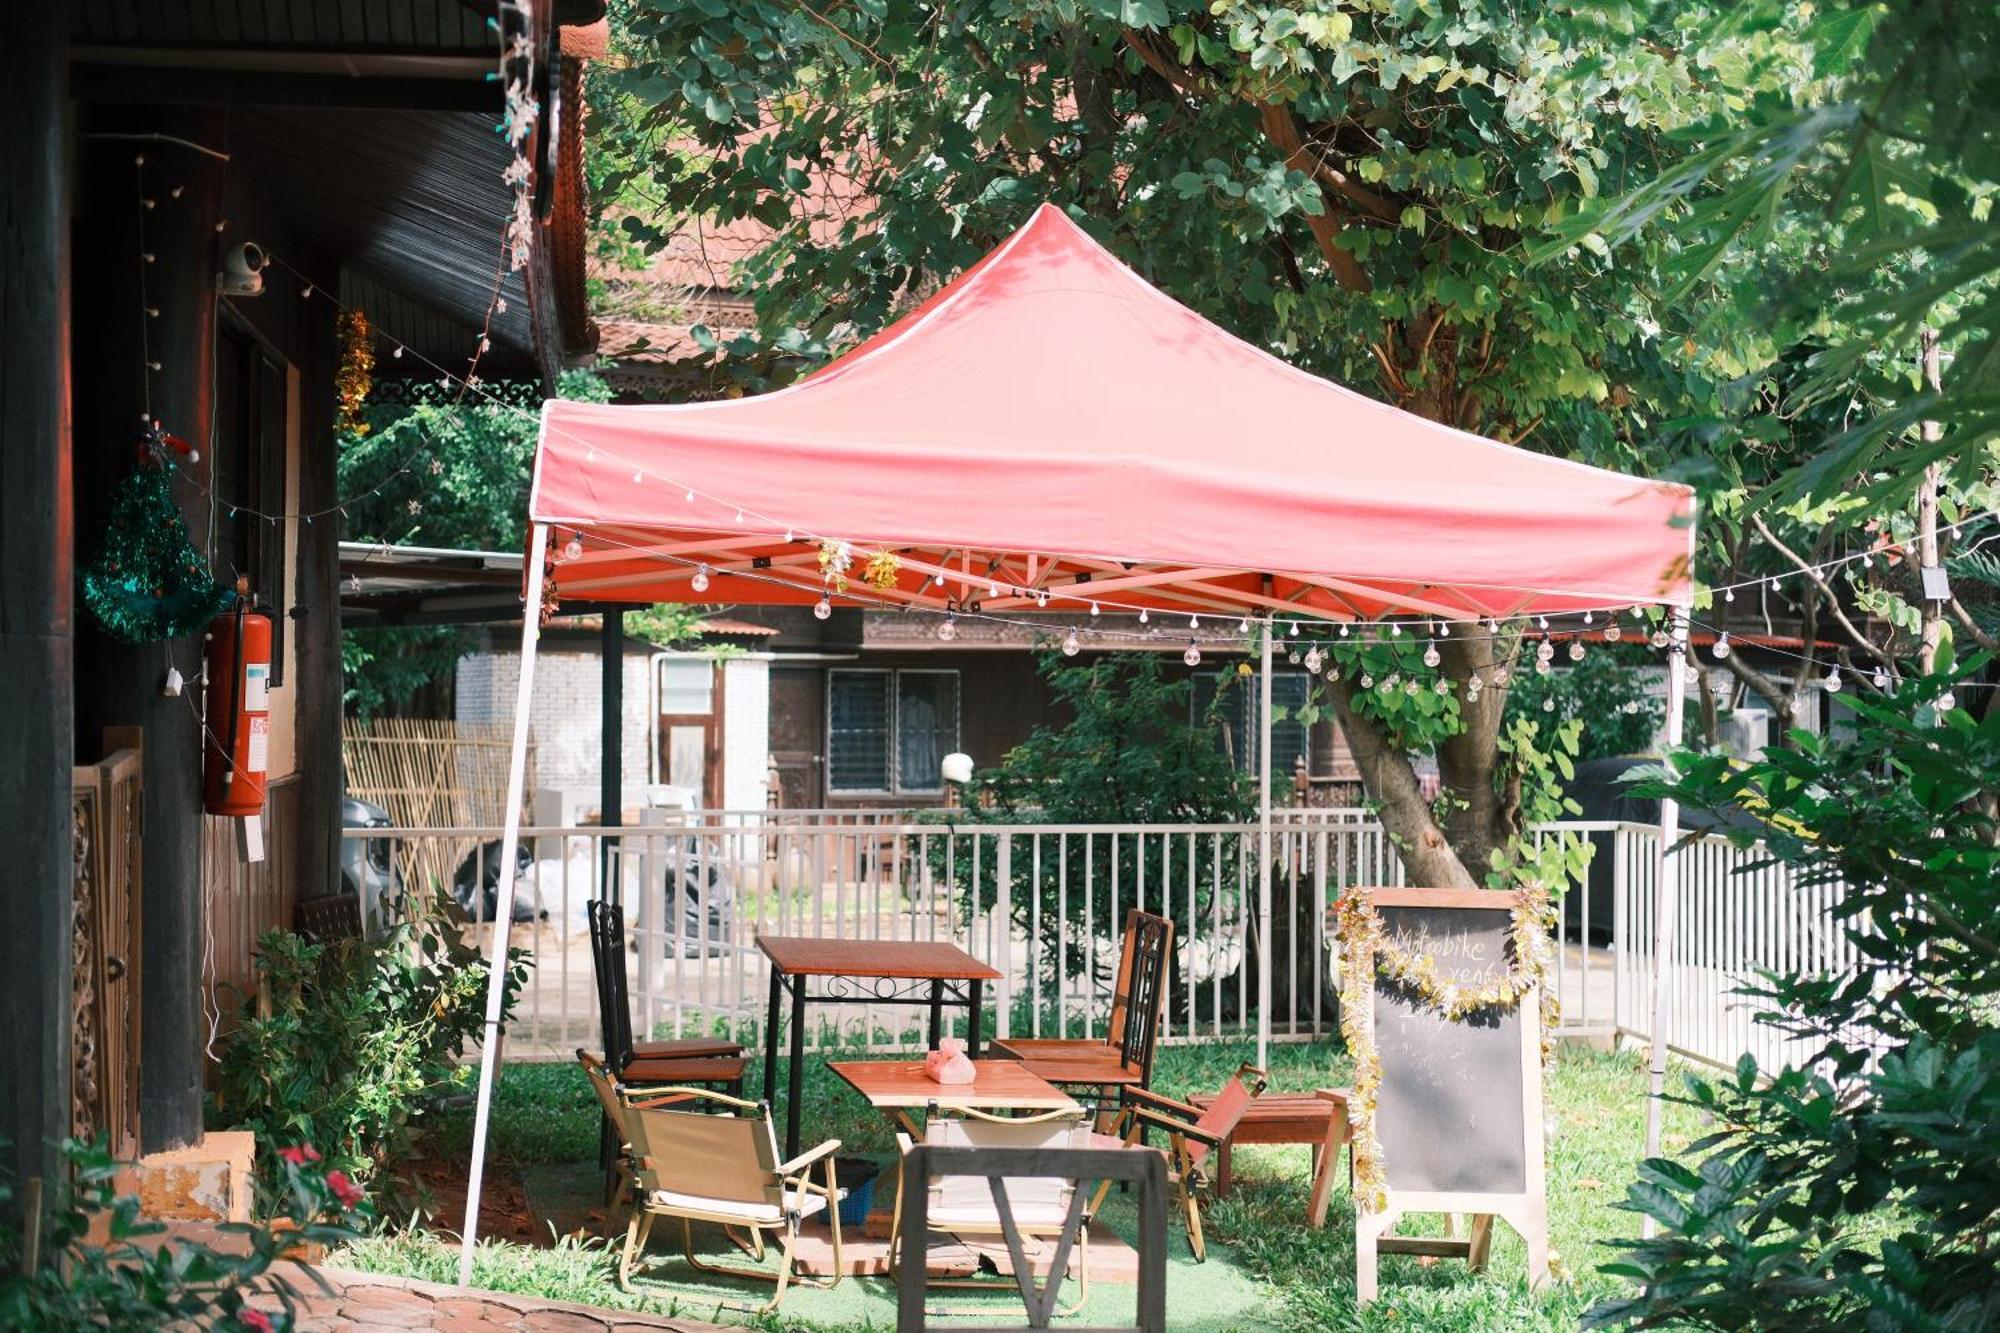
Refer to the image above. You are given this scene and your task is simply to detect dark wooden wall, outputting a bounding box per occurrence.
[69,101,341,1151]
[0,3,76,1207]
[201,776,302,1037]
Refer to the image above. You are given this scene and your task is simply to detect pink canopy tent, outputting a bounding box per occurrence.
[456,204,1697,1280]
[532,203,1690,620]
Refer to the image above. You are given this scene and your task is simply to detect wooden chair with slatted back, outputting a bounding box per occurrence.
[990,909,1174,1104]
[587,898,746,1081]
[1085,1061,1268,1261]
[610,1082,843,1312]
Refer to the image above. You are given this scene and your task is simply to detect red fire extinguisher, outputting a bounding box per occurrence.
[203,592,272,818]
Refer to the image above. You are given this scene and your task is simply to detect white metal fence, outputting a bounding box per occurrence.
[339,810,1844,1073]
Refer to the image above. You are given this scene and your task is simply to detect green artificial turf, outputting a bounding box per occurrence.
[337,1040,1700,1332]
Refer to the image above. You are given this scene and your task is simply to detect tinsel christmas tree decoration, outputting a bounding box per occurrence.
[82,427,235,644]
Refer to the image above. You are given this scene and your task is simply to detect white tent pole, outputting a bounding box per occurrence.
[1257,618,1274,1071]
[457,521,550,1287]
[1642,607,1690,1206]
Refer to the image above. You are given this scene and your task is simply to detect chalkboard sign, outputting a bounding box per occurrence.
[1374,899,1527,1195]
[1341,887,1549,1305]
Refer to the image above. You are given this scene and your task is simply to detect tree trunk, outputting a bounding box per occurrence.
[1325,673,1480,889]
[1434,632,1512,880]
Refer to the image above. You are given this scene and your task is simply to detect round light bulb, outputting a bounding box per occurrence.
[1937,690,1956,713]
[1304,647,1323,673]
[1423,644,1441,668]
[562,534,583,562]
[1189,615,1200,630]
[1493,665,1511,686]
[1139,609,1149,625]
[690,564,711,593]
[1339,624,1350,637]
[1289,621,1299,636]
[1872,670,1891,691]
[1090,603,1101,618]
[1542,696,1555,712]
[1713,634,1731,660]
[937,614,957,642]
[1651,629,1671,650]
[1568,640,1585,662]
[814,597,832,620]
[1183,640,1202,667]
[1604,621,1623,643]
[1823,668,1842,693]
[1360,673,1374,689]
[1062,629,1081,657]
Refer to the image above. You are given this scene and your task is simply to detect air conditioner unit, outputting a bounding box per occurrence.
[1720,707,1769,760]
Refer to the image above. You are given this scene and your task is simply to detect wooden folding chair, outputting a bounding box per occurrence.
[1087,1062,1268,1261]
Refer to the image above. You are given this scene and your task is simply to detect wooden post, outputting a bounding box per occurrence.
[0,1,75,1215]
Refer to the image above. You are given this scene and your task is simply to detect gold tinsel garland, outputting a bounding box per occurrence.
[1335,887,1557,1213]
[334,309,375,436]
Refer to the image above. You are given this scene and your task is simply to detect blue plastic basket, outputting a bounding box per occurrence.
[834,1161,878,1227]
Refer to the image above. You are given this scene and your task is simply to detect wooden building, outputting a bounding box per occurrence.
[1,0,602,1202]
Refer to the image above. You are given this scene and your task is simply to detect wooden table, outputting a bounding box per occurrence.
[758,936,1003,1157]
[829,1059,1079,1133]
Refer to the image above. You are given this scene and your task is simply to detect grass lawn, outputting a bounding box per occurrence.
[337,1041,1698,1331]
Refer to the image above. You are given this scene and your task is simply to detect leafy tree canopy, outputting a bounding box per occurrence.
[608,0,1814,461]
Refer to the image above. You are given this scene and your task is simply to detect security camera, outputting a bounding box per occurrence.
[219,241,268,296]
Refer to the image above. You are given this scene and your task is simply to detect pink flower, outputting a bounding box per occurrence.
[324,1169,364,1210]
[277,1145,320,1166]
[238,1310,274,1333]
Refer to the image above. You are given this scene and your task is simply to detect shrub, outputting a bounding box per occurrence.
[211,900,527,1195]
[1504,648,1665,763]
[1589,661,2000,1329]
[0,1136,367,1331]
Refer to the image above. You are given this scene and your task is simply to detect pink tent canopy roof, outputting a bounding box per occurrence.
[532,203,1694,623]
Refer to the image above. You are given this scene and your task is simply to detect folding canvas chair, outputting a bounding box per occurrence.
[1087,1062,1268,1261]
[608,1083,843,1313]
[890,1106,1095,1317]
[992,909,1173,1108]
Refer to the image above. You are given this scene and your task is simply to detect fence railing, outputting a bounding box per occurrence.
[339,813,1839,1072]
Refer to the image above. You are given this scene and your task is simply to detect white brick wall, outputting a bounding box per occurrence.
[722,655,771,812]
[456,648,652,798]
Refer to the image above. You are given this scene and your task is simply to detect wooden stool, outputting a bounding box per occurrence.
[1190,1087,1351,1223]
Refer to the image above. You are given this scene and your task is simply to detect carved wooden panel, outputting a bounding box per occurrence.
[71,746,143,1159]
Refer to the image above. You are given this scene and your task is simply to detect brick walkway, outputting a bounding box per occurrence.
[251,1264,730,1333]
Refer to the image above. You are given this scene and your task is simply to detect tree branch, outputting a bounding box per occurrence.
[1750,511,1897,669]
[1264,106,1402,224]
[1949,597,2000,651]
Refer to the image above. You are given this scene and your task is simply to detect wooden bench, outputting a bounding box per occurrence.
[1190,1088,1351,1224]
